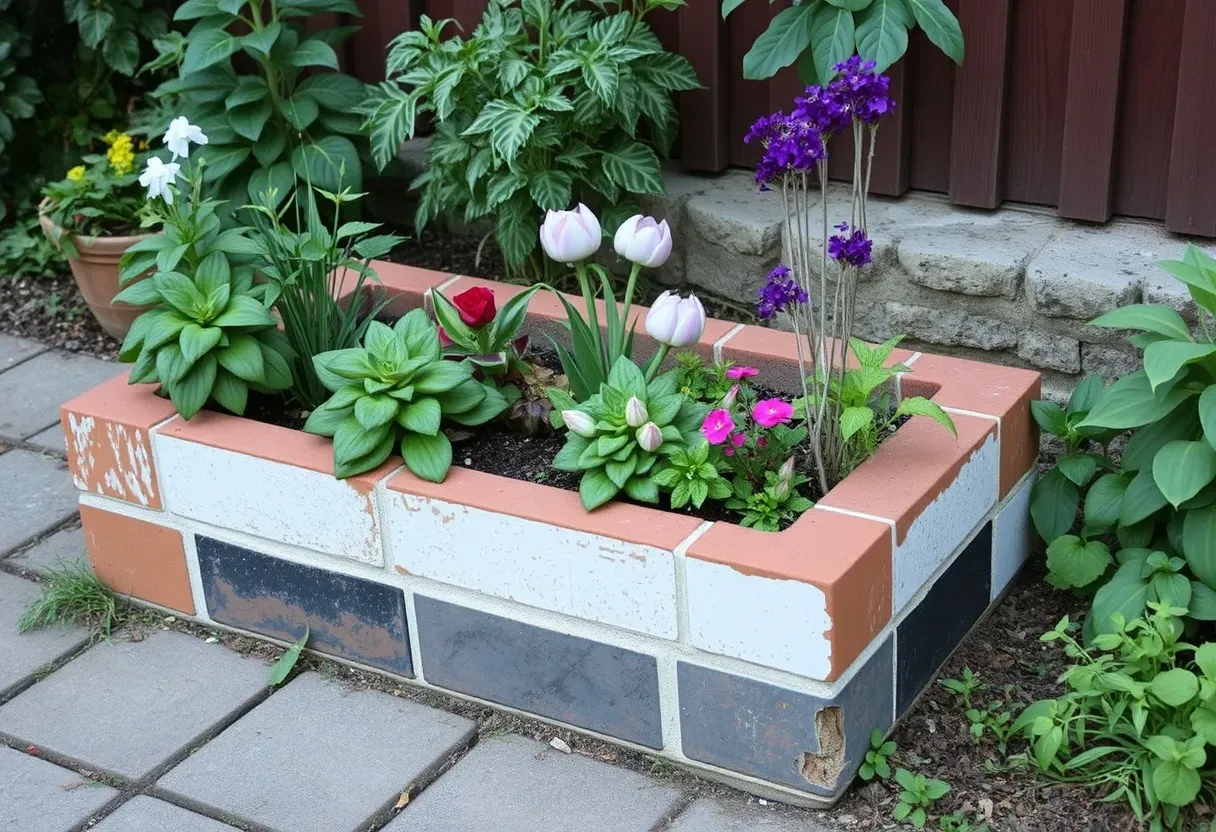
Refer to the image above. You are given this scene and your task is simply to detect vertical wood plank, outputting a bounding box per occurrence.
[348,0,420,84]
[947,0,1013,209]
[728,2,776,167]
[1166,0,1216,235]
[907,12,957,194]
[678,1,729,171]
[869,61,912,196]
[1057,0,1127,221]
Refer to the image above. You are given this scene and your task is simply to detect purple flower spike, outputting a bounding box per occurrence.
[756,265,809,320]
[745,112,827,188]
[828,225,873,268]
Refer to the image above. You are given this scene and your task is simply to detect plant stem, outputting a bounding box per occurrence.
[645,343,670,382]
[573,260,603,363]
[619,262,642,359]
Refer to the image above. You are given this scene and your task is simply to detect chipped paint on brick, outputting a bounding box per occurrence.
[65,412,160,509]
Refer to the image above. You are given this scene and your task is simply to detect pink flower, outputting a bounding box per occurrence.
[753,398,794,428]
[731,432,746,448]
[726,366,759,380]
[723,446,734,457]
[701,409,735,445]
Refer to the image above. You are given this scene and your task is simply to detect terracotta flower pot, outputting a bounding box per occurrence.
[38,202,154,341]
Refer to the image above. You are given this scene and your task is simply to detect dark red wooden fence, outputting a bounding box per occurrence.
[342,0,1216,236]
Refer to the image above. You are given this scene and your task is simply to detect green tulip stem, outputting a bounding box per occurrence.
[573,260,603,362]
[644,343,670,383]
[618,262,643,359]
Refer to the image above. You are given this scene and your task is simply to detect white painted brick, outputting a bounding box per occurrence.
[893,432,999,612]
[383,491,679,639]
[153,435,383,565]
[684,557,832,680]
[991,472,1036,601]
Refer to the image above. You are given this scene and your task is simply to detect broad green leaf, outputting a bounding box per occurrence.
[267,626,308,687]
[1057,454,1097,487]
[601,142,663,194]
[1090,561,1151,634]
[1089,304,1192,340]
[1144,341,1216,391]
[179,324,223,365]
[582,55,620,104]
[216,333,264,382]
[1190,704,1216,744]
[1030,400,1068,436]
[1079,371,1194,430]
[903,0,963,64]
[211,295,274,328]
[355,394,398,430]
[182,27,240,74]
[290,134,361,192]
[113,279,163,307]
[102,27,140,75]
[1150,669,1200,706]
[287,38,339,69]
[1184,504,1216,587]
[154,271,206,316]
[211,369,248,414]
[462,100,540,162]
[529,169,573,211]
[79,8,114,46]
[169,354,217,420]
[242,21,281,55]
[1157,256,1216,318]
[401,431,453,483]
[1045,535,1111,589]
[1123,402,1200,472]
[1200,386,1216,450]
[1083,473,1130,535]
[894,396,956,435]
[413,361,473,394]
[228,98,273,141]
[398,397,441,435]
[579,469,621,510]
[1121,465,1168,526]
[1030,468,1079,542]
[827,0,871,9]
[200,145,252,183]
[809,3,856,84]
[1067,375,1105,415]
[742,3,817,80]
[296,73,366,110]
[839,405,874,441]
[279,94,320,131]
[721,0,747,18]
[495,196,539,268]
[1190,581,1216,620]
[1153,440,1216,507]
[855,0,911,73]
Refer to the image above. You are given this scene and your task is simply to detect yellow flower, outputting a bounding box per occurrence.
[101,129,122,146]
[107,133,135,176]
[66,166,86,182]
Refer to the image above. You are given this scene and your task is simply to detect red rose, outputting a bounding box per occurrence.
[452,286,496,327]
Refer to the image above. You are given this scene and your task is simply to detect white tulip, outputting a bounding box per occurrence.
[645,291,707,348]
[562,409,597,438]
[625,396,648,428]
[539,203,602,264]
[636,422,662,453]
[613,215,673,268]
[138,157,181,204]
[163,116,209,161]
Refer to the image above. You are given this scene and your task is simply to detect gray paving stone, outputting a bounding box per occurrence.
[0,572,90,699]
[0,630,267,779]
[26,424,67,455]
[0,745,118,831]
[668,797,831,831]
[0,334,46,370]
[156,672,477,832]
[91,796,239,832]
[0,350,123,441]
[387,734,685,832]
[7,525,87,575]
[0,450,79,555]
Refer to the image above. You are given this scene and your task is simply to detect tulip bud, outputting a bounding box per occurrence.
[636,422,662,453]
[613,215,673,268]
[539,203,602,264]
[778,456,796,483]
[719,384,740,410]
[773,476,791,502]
[625,396,648,428]
[645,291,707,349]
[562,410,597,438]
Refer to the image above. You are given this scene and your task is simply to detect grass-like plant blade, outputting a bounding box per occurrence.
[268,626,310,688]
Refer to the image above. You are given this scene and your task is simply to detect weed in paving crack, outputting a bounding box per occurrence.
[19,564,120,637]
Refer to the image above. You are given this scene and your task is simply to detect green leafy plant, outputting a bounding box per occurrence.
[674,352,737,405]
[652,440,732,509]
[267,626,308,687]
[361,0,699,277]
[65,0,169,77]
[939,667,1017,752]
[148,0,367,212]
[548,356,707,510]
[431,283,543,375]
[40,130,149,253]
[859,728,895,781]
[1014,609,1216,831]
[19,563,121,638]
[892,767,951,829]
[0,5,42,166]
[304,312,512,480]
[724,0,964,84]
[117,139,295,419]
[726,467,813,531]
[241,186,402,410]
[937,812,988,832]
[1028,245,1216,634]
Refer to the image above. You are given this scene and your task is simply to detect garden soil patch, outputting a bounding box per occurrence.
[0,271,118,359]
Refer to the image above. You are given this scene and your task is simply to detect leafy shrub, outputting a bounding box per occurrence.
[41,131,149,250]
[1016,609,1216,831]
[859,728,895,781]
[892,767,950,829]
[361,0,699,276]
[1029,245,1216,634]
[304,312,512,480]
[147,0,367,212]
[724,0,963,84]
[548,356,707,510]
[65,0,169,77]
[242,187,402,410]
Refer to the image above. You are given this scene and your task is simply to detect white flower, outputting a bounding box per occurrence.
[645,291,707,348]
[561,410,597,438]
[636,422,662,453]
[163,116,208,161]
[539,203,602,264]
[138,157,181,204]
[613,215,673,268]
[625,396,648,428]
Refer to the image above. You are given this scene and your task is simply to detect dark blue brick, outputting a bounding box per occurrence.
[195,536,412,677]
[896,522,993,713]
[414,595,663,749]
[678,637,893,796]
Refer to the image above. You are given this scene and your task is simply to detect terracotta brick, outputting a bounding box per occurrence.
[61,372,176,510]
[684,507,892,681]
[901,353,1041,498]
[80,504,193,614]
[337,262,455,317]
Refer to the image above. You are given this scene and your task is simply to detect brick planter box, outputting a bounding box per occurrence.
[61,262,1039,806]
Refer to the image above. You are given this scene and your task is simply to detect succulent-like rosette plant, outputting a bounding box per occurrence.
[549,357,708,511]
[304,310,512,480]
[117,248,294,420]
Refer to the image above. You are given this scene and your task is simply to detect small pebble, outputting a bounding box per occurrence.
[204,636,218,644]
